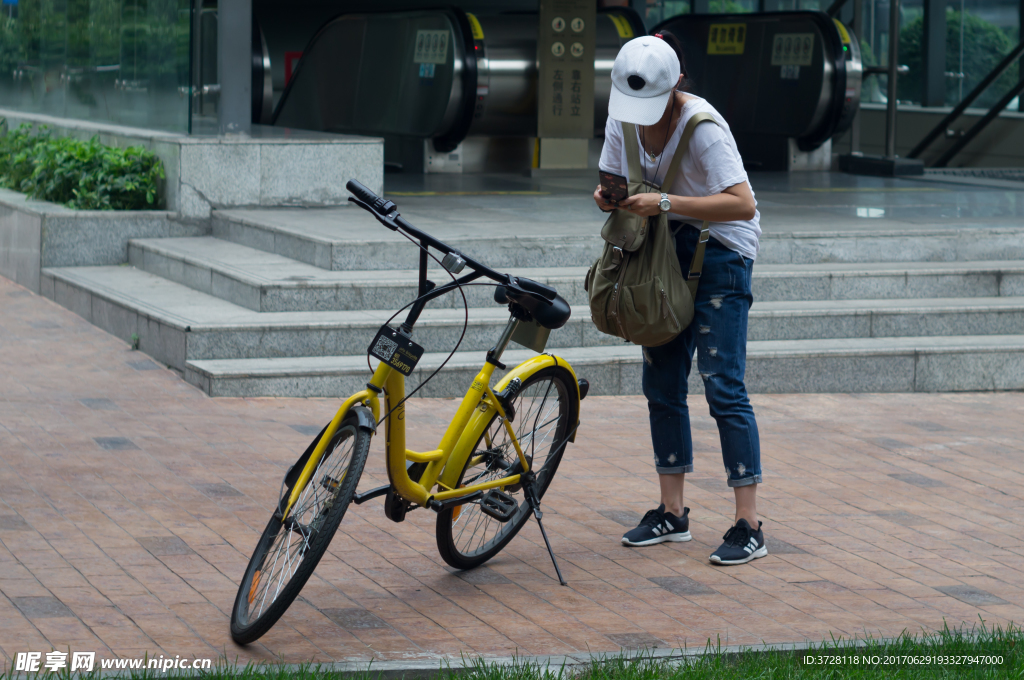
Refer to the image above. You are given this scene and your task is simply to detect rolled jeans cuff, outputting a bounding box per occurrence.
[656,464,694,475]
[727,474,762,488]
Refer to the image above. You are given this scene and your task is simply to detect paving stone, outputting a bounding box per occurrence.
[290,424,322,436]
[905,421,950,432]
[80,398,117,411]
[605,632,666,649]
[598,510,642,527]
[934,586,1010,606]
[93,437,139,451]
[127,359,160,370]
[5,272,1024,663]
[137,536,194,556]
[193,483,243,498]
[0,515,32,531]
[765,537,808,555]
[888,473,947,488]
[454,569,512,585]
[874,511,930,526]
[12,596,74,619]
[321,608,391,629]
[649,576,716,596]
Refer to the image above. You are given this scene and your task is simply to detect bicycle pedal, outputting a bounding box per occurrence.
[480,490,518,523]
[321,475,341,492]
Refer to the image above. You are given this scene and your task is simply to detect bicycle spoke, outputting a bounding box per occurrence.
[246,430,355,621]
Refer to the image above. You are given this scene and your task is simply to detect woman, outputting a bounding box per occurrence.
[594,33,766,566]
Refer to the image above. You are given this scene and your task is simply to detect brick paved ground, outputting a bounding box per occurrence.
[3,273,1024,665]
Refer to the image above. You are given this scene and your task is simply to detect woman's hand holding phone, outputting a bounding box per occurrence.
[594,184,618,212]
[617,192,664,217]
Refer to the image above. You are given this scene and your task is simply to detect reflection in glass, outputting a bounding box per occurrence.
[0,0,191,132]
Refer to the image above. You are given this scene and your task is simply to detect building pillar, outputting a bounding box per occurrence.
[218,0,252,135]
[921,0,947,107]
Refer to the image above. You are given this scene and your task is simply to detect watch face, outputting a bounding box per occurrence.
[660,198,671,211]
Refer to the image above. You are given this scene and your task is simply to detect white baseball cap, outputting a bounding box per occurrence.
[608,36,681,126]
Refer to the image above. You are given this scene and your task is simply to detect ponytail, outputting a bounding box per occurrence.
[654,30,690,91]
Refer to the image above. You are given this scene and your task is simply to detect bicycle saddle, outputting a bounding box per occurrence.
[494,277,571,330]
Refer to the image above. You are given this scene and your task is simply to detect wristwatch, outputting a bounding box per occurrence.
[659,193,672,213]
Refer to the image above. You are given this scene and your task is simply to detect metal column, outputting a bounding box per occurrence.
[850,0,864,152]
[884,0,900,158]
[921,0,946,107]
[839,0,924,174]
[218,0,252,134]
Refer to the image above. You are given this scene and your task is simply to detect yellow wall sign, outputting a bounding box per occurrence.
[608,14,634,39]
[708,23,746,55]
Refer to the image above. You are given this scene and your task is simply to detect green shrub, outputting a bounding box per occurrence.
[0,123,165,210]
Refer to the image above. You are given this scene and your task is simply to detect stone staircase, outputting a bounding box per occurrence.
[40,206,1024,397]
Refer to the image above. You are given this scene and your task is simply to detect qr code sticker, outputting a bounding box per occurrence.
[372,334,399,359]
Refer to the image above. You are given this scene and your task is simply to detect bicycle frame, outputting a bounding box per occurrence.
[280,316,580,520]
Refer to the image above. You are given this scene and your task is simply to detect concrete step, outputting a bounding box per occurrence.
[40,265,1024,373]
[129,237,1024,311]
[211,207,1024,269]
[185,335,1024,397]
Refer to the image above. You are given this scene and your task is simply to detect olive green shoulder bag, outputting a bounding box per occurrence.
[585,112,719,347]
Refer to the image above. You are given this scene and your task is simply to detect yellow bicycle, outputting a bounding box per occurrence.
[230,181,588,644]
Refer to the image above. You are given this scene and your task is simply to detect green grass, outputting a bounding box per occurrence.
[3,621,1020,679]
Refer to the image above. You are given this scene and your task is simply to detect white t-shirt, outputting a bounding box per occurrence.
[598,96,761,261]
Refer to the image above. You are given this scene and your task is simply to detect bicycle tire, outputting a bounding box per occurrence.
[435,365,579,570]
[230,414,371,645]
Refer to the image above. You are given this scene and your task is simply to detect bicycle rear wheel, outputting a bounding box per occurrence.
[230,413,371,644]
[435,366,579,570]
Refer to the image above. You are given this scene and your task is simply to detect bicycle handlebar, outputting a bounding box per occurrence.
[345,179,559,307]
[347,179,397,222]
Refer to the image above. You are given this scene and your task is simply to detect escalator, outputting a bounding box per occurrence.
[269,7,862,171]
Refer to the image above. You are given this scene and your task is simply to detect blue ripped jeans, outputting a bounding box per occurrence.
[641,224,762,487]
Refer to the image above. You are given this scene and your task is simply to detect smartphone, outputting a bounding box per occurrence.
[599,170,628,205]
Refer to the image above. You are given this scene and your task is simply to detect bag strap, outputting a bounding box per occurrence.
[661,111,717,189]
[662,111,719,298]
[623,112,720,298]
[620,121,643,185]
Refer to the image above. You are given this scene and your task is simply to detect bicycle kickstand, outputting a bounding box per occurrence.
[521,472,567,586]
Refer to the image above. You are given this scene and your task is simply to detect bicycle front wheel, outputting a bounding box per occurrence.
[230,413,371,645]
[435,365,579,570]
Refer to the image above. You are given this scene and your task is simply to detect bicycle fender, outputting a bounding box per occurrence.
[278,403,376,514]
[349,404,378,434]
[439,354,580,492]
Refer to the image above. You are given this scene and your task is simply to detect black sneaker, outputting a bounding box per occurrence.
[709,518,767,565]
[621,505,691,546]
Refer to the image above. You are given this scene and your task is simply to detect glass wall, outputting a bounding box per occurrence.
[858,0,1019,108]
[643,0,1020,111]
[0,0,192,133]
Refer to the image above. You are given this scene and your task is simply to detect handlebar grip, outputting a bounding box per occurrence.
[346,179,394,216]
[515,276,557,302]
